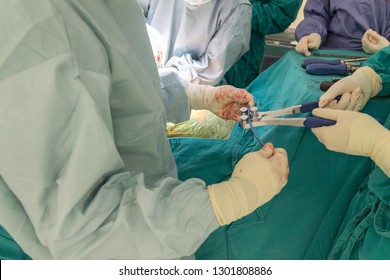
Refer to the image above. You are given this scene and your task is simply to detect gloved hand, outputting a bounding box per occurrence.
[295,33,321,56]
[312,108,390,177]
[208,143,289,225]
[362,29,390,54]
[187,83,254,121]
[318,66,382,111]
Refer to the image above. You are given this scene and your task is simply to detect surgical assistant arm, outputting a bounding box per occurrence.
[313,46,390,175]
[312,109,390,177]
[295,0,329,55]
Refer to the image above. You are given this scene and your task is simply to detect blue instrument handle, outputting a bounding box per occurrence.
[306,63,347,75]
[304,116,383,128]
[300,100,319,113]
[304,117,336,128]
[300,96,341,113]
[301,58,340,68]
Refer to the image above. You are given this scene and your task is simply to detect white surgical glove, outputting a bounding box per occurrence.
[295,33,321,56]
[318,66,382,111]
[187,83,254,121]
[208,143,289,225]
[362,29,390,54]
[312,108,390,177]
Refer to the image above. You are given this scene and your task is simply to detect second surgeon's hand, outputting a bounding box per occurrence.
[362,29,390,54]
[187,83,254,121]
[295,33,321,56]
[311,108,386,156]
[208,143,289,225]
[318,66,382,111]
[312,108,390,176]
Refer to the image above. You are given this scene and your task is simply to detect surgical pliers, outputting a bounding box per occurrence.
[301,57,368,68]
[239,99,337,129]
[302,57,368,76]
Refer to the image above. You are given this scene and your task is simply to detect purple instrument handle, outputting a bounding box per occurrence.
[300,100,319,113]
[301,58,340,68]
[300,96,341,113]
[304,117,336,128]
[304,116,383,128]
[306,63,347,75]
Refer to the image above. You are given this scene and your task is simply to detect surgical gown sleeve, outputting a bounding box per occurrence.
[165,3,252,85]
[364,45,390,97]
[295,0,330,43]
[252,0,302,35]
[0,0,218,260]
[137,0,151,17]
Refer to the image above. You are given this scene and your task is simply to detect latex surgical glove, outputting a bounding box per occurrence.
[187,83,254,121]
[295,33,321,57]
[362,29,390,54]
[312,108,390,177]
[208,143,289,225]
[318,66,382,111]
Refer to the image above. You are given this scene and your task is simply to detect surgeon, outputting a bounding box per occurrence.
[0,0,289,260]
[224,0,302,88]
[310,46,390,259]
[295,0,390,56]
[137,0,252,86]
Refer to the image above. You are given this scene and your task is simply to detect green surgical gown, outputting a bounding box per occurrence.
[0,0,219,259]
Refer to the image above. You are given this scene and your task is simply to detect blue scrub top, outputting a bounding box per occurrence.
[295,0,390,51]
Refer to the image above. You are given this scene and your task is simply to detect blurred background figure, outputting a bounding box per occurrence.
[137,0,253,139]
[295,0,390,56]
[138,0,252,86]
[224,0,302,88]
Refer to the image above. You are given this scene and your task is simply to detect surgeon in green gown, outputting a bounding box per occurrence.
[310,45,390,259]
[224,0,302,88]
[0,0,289,259]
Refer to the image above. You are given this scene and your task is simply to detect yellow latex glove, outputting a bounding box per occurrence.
[187,83,254,121]
[295,33,321,56]
[362,29,390,54]
[312,108,390,177]
[208,143,289,226]
[318,66,382,111]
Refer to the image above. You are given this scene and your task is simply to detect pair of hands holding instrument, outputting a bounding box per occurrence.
[188,62,389,225]
[295,28,389,175]
[187,83,289,225]
[312,66,390,177]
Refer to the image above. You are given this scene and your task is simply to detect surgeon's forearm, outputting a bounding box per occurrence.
[371,132,390,177]
[295,0,330,41]
[364,45,390,97]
